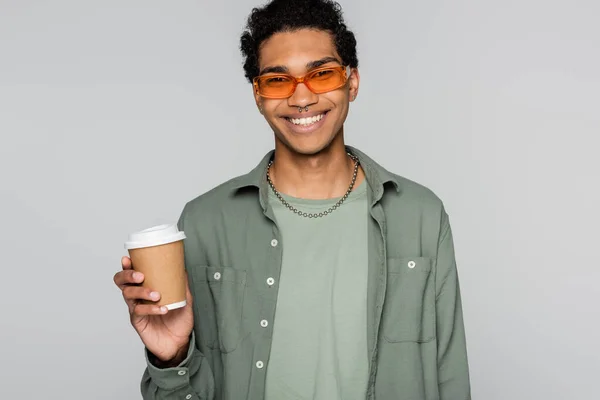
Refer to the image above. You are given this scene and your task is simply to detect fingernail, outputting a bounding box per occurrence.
[150,291,160,300]
[160,306,168,313]
[133,272,143,281]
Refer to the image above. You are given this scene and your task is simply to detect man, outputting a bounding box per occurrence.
[113,0,471,399]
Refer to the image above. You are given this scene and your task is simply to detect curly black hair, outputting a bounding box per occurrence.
[240,0,358,83]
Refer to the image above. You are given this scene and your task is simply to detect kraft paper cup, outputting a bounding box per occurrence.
[124,224,187,310]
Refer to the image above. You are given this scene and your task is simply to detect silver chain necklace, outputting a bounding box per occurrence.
[266,152,360,218]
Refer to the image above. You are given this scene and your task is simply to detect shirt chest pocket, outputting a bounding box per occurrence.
[381,257,435,343]
[191,265,247,353]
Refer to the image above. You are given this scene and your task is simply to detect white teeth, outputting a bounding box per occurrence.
[289,114,324,126]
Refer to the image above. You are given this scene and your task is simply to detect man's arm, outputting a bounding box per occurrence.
[140,206,215,399]
[141,331,215,399]
[435,210,471,400]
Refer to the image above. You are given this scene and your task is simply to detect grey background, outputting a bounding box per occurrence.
[1,0,598,399]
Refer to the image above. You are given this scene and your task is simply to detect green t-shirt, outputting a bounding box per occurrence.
[264,181,369,400]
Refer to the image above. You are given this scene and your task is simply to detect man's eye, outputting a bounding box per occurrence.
[266,77,287,84]
[313,70,334,78]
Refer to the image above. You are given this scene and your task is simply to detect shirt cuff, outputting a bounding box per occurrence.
[144,331,202,390]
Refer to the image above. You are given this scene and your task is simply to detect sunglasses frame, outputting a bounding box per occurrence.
[253,65,352,99]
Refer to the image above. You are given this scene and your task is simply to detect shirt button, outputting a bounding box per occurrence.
[271,239,278,247]
[266,277,275,286]
[260,319,269,328]
[178,370,186,376]
[256,360,264,369]
[214,272,221,280]
[186,395,192,400]
[408,260,416,269]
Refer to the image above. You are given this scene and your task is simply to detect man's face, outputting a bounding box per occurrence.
[255,29,359,156]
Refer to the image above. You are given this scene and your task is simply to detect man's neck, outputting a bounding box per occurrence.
[269,142,365,200]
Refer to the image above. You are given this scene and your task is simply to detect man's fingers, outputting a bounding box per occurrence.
[132,303,168,317]
[123,286,160,303]
[121,256,132,270]
[114,269,144,288]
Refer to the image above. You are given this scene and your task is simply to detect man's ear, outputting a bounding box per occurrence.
[348,67,360,101]
[253,85,263,113]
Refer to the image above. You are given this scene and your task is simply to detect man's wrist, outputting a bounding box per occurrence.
[150,340,191,369]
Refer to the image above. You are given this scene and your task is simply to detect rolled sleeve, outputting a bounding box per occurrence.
[143,332,202,390]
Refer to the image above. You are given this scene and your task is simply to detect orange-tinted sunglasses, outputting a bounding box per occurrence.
[253,65,351,99]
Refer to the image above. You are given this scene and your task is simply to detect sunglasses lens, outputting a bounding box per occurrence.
[307,68,346,93]
[256,76,295,98]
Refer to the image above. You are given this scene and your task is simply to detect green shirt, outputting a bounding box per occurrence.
[264,181,369,400]
[141,146,471,400]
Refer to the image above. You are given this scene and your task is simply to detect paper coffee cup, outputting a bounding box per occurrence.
[125,224,187,310]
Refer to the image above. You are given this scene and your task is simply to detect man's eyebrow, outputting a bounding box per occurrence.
[306,56,342,70]
[258,56,342,76]
[258,65,289,75]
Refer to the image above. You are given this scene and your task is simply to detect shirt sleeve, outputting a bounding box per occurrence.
[141,331,215,399]
[435,210,472,400]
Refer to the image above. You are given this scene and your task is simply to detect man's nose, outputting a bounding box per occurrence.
[287,82,318,108]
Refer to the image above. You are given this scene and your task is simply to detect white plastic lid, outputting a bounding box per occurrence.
[124,223,186,250]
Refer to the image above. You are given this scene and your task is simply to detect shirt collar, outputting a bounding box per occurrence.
[230,145,400,208]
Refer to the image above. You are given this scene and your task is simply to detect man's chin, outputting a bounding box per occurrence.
[276,135,338,157]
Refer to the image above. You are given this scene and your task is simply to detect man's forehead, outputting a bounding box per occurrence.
[258,55,341,76]
[259,29,338,68]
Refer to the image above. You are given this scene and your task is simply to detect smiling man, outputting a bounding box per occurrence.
[114,0,471,399]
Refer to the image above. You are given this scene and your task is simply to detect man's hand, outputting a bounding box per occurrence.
[114,256,194,364]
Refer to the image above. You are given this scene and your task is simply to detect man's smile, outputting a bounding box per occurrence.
[282,110,330,133]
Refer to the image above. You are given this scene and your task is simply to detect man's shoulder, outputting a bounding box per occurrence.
[180,151,272,221]
[381,171,449,242]
[371,167,448,237]
[351,145,445,212]
[388,172,444,211]
[181,175,250,215]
